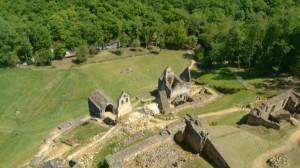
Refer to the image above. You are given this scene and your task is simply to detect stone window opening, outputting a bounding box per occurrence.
[270,105,276,113]
[121,100,124,104]
[126,98,129,103]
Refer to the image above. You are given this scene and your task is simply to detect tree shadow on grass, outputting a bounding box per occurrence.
[236,114,249,125]
[211,68,237,81]
[190,69,205,79]
[110,50,123,56]
[182,53,195,60]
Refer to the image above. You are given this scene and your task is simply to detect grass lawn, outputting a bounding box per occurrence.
[203,110,298,168]
[198,68,245,93]
[0,50,191,167]
[61,122,108,145]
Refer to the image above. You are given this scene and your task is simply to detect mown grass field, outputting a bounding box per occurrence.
[0,50,191,167]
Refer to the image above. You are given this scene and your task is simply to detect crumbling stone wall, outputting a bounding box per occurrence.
[248,90,300,129]
[247,114,281,130]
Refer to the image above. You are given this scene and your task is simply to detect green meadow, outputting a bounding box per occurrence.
[0,50,191,167]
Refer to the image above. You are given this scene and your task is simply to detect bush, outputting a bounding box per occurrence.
[132,38,141,48]
[53,43,65,60]
[89,45,98,55]
[75,45,88,63]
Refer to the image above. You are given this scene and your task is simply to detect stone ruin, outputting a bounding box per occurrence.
[88,66,213,123]
[88,90,133,124]
[117,92,133,118]
[247,90,300,129]
[155,66,212,114]
[156,66,192,114]
[105,115,231,168]
[88,90,117,118]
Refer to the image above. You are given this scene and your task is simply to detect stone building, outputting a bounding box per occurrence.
[117,92,132,118]
[247,90,300,129]
[156,66,192,113]
[88,90,117,118]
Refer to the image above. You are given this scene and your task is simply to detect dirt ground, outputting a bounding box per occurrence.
[121,140,212,168]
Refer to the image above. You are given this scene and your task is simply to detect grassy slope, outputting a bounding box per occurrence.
[0,50,190,167]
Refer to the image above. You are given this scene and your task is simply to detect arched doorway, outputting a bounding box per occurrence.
[103,104,117,125]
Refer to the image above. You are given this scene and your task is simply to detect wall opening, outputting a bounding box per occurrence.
[105,104,114,113]
[270,105,276,113]
[103,104,117,125]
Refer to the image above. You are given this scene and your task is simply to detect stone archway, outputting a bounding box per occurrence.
[103,104,117,125]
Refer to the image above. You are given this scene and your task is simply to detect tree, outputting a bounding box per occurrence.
[35,48,53,66]
[75,45,88,63]
[185,35,198,49]
[53,43,65,60]
[0,17,19,67]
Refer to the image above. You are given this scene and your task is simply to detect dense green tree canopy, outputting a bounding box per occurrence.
[0,0,299,74]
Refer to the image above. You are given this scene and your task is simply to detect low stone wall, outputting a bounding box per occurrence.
[204,138,231,168]
[247,115,280,130]
[106,135,170,167]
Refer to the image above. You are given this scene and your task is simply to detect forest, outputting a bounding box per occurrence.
[0,0,300,74]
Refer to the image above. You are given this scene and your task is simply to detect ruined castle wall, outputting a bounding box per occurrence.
[248,115,280,129]
[203,138,231,168]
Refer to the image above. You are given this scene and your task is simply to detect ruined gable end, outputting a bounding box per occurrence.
[179,67,191,82]
[117,92,132,117]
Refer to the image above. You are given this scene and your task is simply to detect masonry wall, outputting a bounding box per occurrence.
[184,123,203,152]
[203,139,231,168]
[88,99,101,118]
[247,115,280,129]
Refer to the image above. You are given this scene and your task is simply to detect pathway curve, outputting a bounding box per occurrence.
[253,127,300,168]
[198,107,249,118]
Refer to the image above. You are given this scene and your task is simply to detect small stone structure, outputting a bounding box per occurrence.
[117,92,132,117]
[88,90,117,118]
[105,115,231,168]
[247,90,300,129]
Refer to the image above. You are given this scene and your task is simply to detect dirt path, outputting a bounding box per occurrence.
[189,60,197,70]
[67,126,119,161]
[197,107,249,118]
[253,127,300,168]
[23,115,90,166]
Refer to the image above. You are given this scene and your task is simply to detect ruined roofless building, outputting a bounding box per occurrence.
[156,66,192,113]
[88,90,117,118]
[247,90,300,129]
